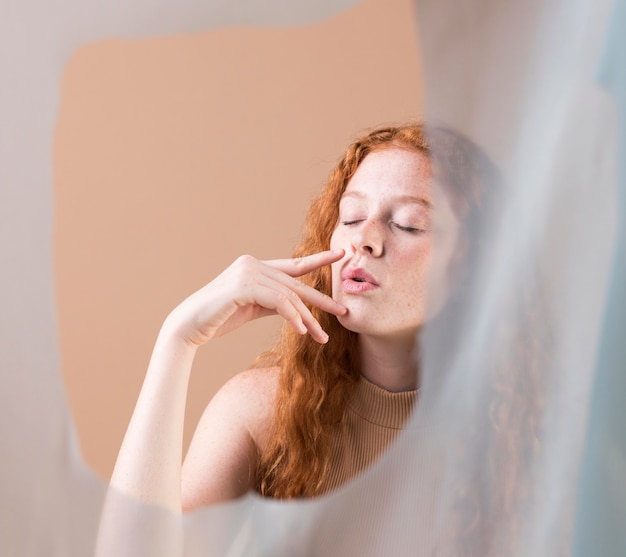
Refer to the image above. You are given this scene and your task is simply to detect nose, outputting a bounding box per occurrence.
[350,220,384,257]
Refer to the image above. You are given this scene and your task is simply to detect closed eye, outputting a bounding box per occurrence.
[341,220,363,226]
[394,224,423,233]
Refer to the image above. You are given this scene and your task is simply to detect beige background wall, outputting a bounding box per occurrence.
[54,0,423,480]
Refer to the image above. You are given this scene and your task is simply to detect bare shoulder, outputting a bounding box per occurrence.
[220,365,279,400]
[214,366,280,445]
[182,367,280,509]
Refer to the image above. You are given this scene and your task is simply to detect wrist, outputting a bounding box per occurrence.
[159,311,205,352]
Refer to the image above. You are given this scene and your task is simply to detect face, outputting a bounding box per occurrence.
[330,147,459,339]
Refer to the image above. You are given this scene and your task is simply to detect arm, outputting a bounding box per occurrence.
[96,251,346,556]
[108,321,197,511]
[107,250,347,510]
[181,367,278,511]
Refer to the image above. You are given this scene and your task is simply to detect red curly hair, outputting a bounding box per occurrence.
[255,124,430,498]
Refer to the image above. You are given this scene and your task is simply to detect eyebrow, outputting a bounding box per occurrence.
[340,191,432,209]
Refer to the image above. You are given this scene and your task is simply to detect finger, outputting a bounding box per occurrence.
[264,249,345,278]
[259,255,347,316]
[254,283,329,344]
[255,275,331,343]
[288,276,346,316]
[259,268,346,316]
[226,255,336,341]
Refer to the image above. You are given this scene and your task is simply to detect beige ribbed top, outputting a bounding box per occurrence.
[320,376,417,494]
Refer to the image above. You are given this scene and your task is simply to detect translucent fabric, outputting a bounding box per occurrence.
[1,1,625,556]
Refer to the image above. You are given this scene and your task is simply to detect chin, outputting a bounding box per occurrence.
[336,312,367,334]
[337,311,424,339]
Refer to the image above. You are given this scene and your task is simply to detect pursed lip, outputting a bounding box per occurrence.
[340,267,379,286]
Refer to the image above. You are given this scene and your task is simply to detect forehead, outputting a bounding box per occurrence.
[343,147,431,200]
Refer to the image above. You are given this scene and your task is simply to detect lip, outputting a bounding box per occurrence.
[340,267,379,293]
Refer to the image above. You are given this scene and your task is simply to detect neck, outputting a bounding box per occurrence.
[357,333,419,392]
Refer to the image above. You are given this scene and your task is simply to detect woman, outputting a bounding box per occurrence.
[110,123,463,513]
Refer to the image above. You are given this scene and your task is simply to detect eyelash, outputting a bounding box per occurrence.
[341,220,423,234]
[395,224,421,233]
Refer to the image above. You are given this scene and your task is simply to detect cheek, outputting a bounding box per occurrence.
[402,241,432,272]
[397,242,433,295]
[329,227,343,250]
[329,232,341,293]
[430,229,460,283]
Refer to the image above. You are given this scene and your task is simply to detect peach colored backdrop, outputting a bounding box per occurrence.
[54,0,423,480]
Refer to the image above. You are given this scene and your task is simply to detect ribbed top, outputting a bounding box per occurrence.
[320,376,417,494]
[348,376,417,429]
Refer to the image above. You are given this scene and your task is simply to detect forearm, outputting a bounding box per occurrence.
[110,317,198,511]
[104,250,344,508]
[96,249,344,555]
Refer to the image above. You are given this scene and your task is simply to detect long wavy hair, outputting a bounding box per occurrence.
[254,123,431,498]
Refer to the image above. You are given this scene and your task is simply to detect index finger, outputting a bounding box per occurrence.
[264,249,345,277]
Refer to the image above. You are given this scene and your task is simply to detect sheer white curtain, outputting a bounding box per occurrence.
[1,0,624,555]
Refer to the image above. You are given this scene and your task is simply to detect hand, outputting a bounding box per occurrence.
[164,249,347,346]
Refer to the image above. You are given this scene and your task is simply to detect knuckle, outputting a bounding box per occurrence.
[231,255,257,288]
[235,254,256,268]
[286,288,300,301]
[233,254,257,276]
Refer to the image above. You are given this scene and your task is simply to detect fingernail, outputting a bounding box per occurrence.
[331,249,343,255]
[320,332,329,343]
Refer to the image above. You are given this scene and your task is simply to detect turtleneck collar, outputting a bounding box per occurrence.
[347,375,418,429]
